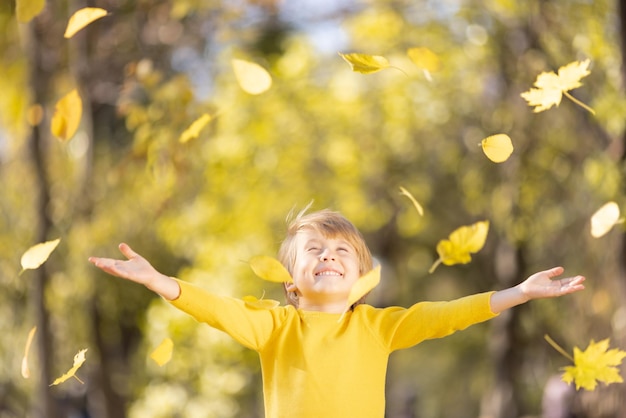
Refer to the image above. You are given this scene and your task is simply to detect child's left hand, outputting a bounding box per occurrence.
[518,266,585,301]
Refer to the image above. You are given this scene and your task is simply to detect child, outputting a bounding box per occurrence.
[89,209,585,418]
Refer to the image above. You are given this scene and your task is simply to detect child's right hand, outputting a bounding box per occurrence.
[89,243,181,300]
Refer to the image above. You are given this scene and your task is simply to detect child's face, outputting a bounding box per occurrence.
[287,228,361,310]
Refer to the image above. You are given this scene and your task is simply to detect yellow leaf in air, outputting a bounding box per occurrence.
[407,47,440,81]
[149,338,173,367]
[232,59,272,95]
[399,186,424,216]
[340,265,381,321]
[561,339,626,391]
[590,201,622,238]
[16,0,45,23]
[21,326,37,379]
[20,238,61,274]
[51,89,82,141]
[50,348,88,386]
[338,52,390,74]
[64,7,108,38]
[243,295,280,309]
[520,59,594,114]
[249,256,293,283]
[179,113,212,143]
[429,221,489,273]
[481,134,514,163]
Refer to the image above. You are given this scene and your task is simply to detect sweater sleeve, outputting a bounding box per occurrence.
[366,291,498,351]
[168,279,287,351]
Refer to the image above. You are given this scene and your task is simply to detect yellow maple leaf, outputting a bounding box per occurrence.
[429,221,489,273]
[64,7,108,38]
[179,113,212,143]
[20,238,61,274]
[50,348,88,386]
[249,256,293,283]
[590,201,622,238]
[520,59,594,114]
[560,339,626,391]
[21,326,37,379]
[480,134,514,163]
[51,89,82,141]
[16,0,45,23]
[399,186,424,216]
[338,52,391,74]
[339,265,381,321]
[232,59,272,95]
[149,338,173,367]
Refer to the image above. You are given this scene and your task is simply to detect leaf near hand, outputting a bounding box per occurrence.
[20,238,61,273]
[481,134,514,163]
[21,326,37,379]
[561,339,626,391]
[249,256,293,283]
[429,221,489,273]
[338,52,390,74]
[51,89,82,141]
[179,113,212,143]
[16,0,45,23]
[64,7,108,38]
[590,201,622,238]
[50,349,88,386]
[149,338,173,367]
[232,59,272,95]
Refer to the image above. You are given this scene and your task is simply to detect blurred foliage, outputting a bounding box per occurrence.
[1,0,626,417]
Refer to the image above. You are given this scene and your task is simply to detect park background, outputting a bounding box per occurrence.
[1,0,626,417]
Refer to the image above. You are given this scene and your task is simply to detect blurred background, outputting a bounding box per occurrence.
[1,0,626,417]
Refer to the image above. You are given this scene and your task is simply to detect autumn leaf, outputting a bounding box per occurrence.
[407,47,440,81]
[243,295,280,309]
[16,0,45,23]
[338,52,391,74]
[50,348,88,386]
[590,201,622,238]
[429,221,489,273]
[232,59,272,95]
[20,238,61,275]
[149,338,173,367]
[339,265,381,321]
[480,134,514,163]
[51,89,82,141]
[399,186,424,216]
[249,256,293,283]
[179,113,212,143]
[21,326,37,379]
[520,59,594,114]
[64,7,108,38]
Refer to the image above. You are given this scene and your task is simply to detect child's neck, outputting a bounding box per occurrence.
[297,299,347,314]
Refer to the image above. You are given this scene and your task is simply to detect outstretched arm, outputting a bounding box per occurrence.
[88,243,181,300]
[490,266,585,314]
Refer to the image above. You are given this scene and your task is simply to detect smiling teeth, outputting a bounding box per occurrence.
[316,271,342,276]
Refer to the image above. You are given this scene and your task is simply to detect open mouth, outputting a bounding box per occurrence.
[315,269,343,277]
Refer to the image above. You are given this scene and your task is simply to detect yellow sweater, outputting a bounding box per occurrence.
[170,280,497,418]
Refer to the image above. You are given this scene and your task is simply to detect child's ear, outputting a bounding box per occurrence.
[285,282,298,293]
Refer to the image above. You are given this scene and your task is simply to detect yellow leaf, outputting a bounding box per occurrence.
[590,201,622,238]
[399,186,424,216]
[50,348,88,386]
[429,221,489,273]
[481,134,514,163]
[179,113,212,143]
[249,256,293,283]
[16,0,45,23]
[340,265,381,321]
[407,47,440,81]
[20,238,61,273]
[338,52,390,74]
[51,89,82,141]
[21,326,37,379]
[64,7,108,38]
[561,339,626,391]
[232,59,272,95]
[243,295,280,309]
[149,338,173,367]
[521,59,594,114]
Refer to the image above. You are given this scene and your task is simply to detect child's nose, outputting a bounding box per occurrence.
[319,248,336,261]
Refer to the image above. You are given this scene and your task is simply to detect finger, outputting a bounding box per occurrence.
[545,266,565,278]
[118,243,140,260]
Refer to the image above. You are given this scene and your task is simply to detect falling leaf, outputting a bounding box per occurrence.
[407,47,440,81]
[243,295,280,309]
[64,7,108,38]
[338,52,391,74]
[429,221,489,273]
[179,113,212,143]
[249,256,293,283]
[16,0,45,23]
[481,134,514,163]
[20,238,61,274]
[149,338,173,367]
[590,201,622,238]
[51,89,82,141]
[339,265,381,321]
[399,186,424,216]
[21,326,37,379]
[232,59,272,95]
[560,339,626,391]
[50,348,88,386]
[520,59,594,114]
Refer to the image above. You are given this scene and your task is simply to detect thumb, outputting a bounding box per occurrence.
[118,243,140,260]
[545,266,564,278]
